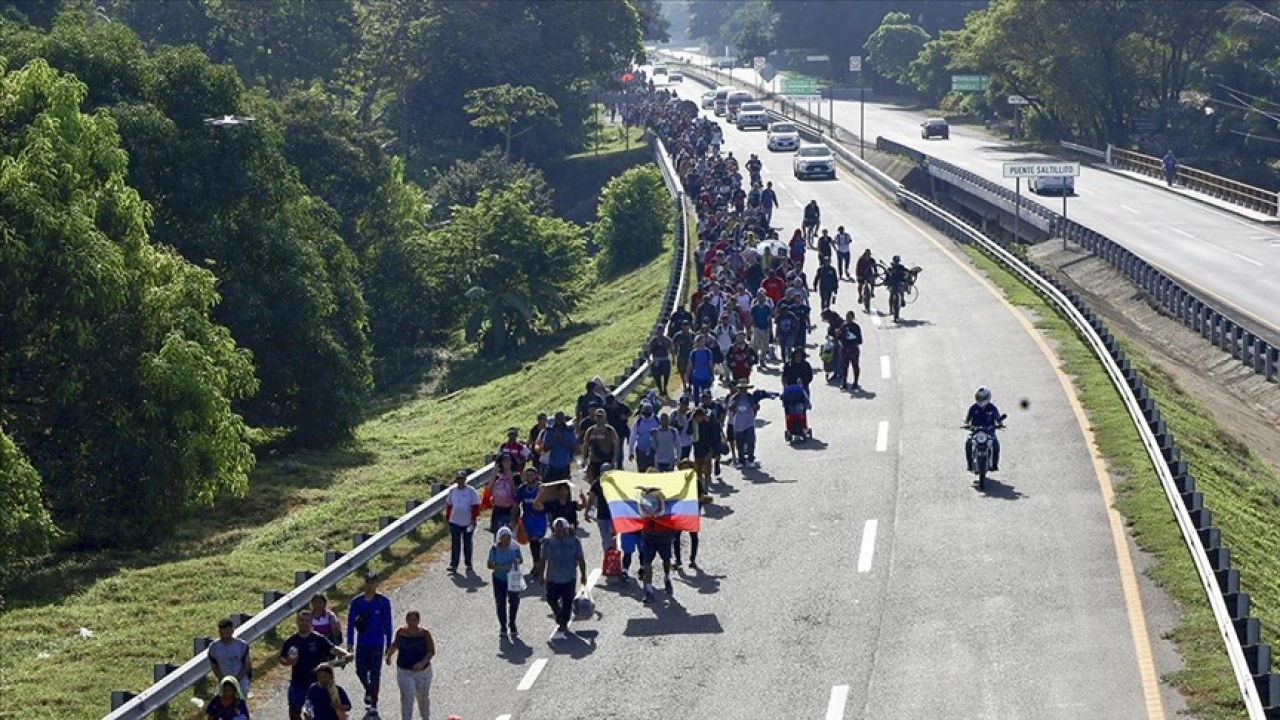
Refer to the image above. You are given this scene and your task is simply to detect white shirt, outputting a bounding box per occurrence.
[447,485,480,526]
[835,231,852,253]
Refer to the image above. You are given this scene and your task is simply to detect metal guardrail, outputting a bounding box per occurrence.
[1059,140,1107,160]
[1108,146,1279,217]
[818,139,1278,718]
[872,139,1280,379]
[103,135,695,720]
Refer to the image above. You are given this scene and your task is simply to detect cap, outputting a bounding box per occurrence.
[552,517,570,531]
[496,526,514,541]
[454,468,470,480]
[362,571,378,582]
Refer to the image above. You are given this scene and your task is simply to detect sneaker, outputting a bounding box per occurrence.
[447,566,457,574]
[990,465,999,472]
[663,576,674,595]
[643,587,655,604]
[364,694,373,709]
[465,564,475,573]
[852,384,861,391]
[672,557,683,569]
[690,559,699,568]
[551,629,566,642]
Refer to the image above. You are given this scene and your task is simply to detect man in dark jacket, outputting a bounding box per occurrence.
[813,257,839,311]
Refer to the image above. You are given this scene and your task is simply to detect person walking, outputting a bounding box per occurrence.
[761,181,778,226]
[445,470,481,574]
[837,310,864,391]
[672,459,703,569]
[673,395,694,461]
[834,226,853,278]
[1162,149,1178,187]
[514,466,547,570]
[539,518,587,642]
[688,336,715,399]
[488,453,519,533]
[813,257,839,311]
[727,380,760,468]
[583,462,615,555]
[384,612,434,720]
[651,412,681,471]
[302,663,352,720]
[582,408,620,482]
[782,348,814,392]
[208,618,251,697]
[648,332,674,398]
[671,320,696,395]
[487,527,524,637]
[280,611,351,720]
[308,594,343,646]
[205,676,251,720]
[536,411,577,482]
[347,573,394,713]
[630,402,660,472]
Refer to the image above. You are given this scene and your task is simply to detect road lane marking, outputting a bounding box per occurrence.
[857,520,878,573]
[1232,252,1264,267]
[1169,227,1196,239]
[1120,204,1141,214]
[871,315,882,326]
[585,567,602,593]
[875,421,889,452]
[863,181,1168,719]
[880,355,892,379]
[517,658,548,691]
[826,685,851,720]
[497,716,512,720]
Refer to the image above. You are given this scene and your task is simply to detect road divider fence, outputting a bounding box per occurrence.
[824,132,1279,720]
[102,134,694,720]
[1107,145,1278,217]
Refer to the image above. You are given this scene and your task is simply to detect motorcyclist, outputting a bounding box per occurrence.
[802,200,820,245]
[964,387,1004,471]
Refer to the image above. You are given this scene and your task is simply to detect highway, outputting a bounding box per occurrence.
[672,51,1280,339]
[250,80,1185,719]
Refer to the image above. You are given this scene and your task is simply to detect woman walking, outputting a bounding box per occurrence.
[487,527,524,637]
[385,611,434,720]
[514,467,546,571]
[488,454,519,533]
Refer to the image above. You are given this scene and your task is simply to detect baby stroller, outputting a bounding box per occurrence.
[781,382,813,443]
[819,340,837,380]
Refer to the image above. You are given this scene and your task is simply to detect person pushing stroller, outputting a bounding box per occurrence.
[781,380,812,443]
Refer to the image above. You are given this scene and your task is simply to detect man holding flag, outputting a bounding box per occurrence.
[598,467,700,604]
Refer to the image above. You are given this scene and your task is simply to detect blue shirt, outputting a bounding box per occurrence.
[631,414,660,453]
[346,593,393,648]
[966,403,1003,428]
[516,484,547,538]
[541,425,577,468]
[689,348,714,380]
[488,544,523,582]
[751,304,772,330]
[542,534,584,584]
[304,684,351,720]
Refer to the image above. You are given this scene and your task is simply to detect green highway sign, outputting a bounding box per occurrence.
[951,74,989,92]
[781,77,818,96]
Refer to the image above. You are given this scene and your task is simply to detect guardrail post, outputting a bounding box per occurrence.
[193,636,213,656]
[110,691,137,710]
[406,499,423,513]
[353,532,373,547]
[1217,567,1240,594]
[153,662,181,683]
[263,590,286,608]
[379,515,395,530]
[1237,617,1262,647]
[1224,591,1251,621]
[1198,525,1220,549]
[230,612,252,627]
[324,550,344,566]
[294,570,316,587]
[1246,643,1273,677]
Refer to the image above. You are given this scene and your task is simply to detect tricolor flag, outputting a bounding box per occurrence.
[599,470,700,534]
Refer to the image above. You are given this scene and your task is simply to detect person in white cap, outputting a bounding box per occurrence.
[487,527,524,637]
[539,517,586,641]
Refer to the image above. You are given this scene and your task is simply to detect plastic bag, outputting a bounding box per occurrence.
[573,588,595,619]
[602,547,622,577]
[507,565,527,593]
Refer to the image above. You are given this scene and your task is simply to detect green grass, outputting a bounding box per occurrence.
[0,242,677,720]
[574,120,648,158]
[964,246,1279,719]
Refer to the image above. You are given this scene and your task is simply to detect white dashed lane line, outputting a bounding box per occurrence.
[1120,204,1141,214]
[857,520,878,573]
[517,658,548,691]
[880,355,891,379]
[826,684,851,719]
[875,420,889,453]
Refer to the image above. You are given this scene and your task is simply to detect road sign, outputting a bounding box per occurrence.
[1002,161,1081,179]
[1007,95,1031,105]
[781,78,818,96]
[789,95,822,103]
[849,56,862,72]
[806,54,830,62]
[759,63,777,83]
[753,56,766,70]
[951,74,988,92]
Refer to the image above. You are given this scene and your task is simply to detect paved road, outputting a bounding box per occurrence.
[671,52,1280,338]
[250,85,1183,720]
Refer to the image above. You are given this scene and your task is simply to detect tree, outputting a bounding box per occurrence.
[633,0,671,42]
[0,59,257,547]
[907,29,962,102]
[465,83,561,161]
[429,148,554,221]
[440,183,588,355]
[593,165,674,278]
[0,430,59,575]
[729,0,777,61]
[864,11,931,85]
[686,0,742,46]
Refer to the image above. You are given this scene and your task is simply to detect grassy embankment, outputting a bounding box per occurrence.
[0,168,680,720]
[966,247,1280,720]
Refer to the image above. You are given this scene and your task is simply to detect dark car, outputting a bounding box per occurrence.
[921,118,949,140]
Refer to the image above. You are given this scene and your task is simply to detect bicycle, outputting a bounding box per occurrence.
[876,264,922,323]
[802,221,818,247]
[856,265,882,314]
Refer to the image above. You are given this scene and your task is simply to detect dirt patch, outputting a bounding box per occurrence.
[1028,242,1280,475]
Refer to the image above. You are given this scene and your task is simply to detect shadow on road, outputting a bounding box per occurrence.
[847,387,878,400]
[788,437,829,450]
[679,565,725,595]
[702,503,735,520]
[978,475,1026,500]
[885,318,932,328]
[497,636,535,665]
[550,628,599,659]
[623,599,724,637]
[449,569,487,594]
[741,466,790,483]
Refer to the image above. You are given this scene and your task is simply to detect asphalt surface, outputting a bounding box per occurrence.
[250,82,1179,720]
[673,52,1280,338]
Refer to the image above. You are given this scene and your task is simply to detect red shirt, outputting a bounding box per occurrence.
[762,277,785,304]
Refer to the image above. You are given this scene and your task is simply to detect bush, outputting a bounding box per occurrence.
[593,165,673,278]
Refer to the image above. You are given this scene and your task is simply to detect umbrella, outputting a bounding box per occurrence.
[757,239,787,256]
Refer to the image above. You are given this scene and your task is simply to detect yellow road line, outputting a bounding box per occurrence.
[856,176,1167,719]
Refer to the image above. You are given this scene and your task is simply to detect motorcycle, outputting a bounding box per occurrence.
[965,414,1006,490]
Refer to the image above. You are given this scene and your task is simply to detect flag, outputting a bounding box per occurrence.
[599,470,700,534]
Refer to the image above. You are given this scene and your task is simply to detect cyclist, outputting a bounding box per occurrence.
[802,200,820,246]
[883,255,912,323]
[854,249,877,313]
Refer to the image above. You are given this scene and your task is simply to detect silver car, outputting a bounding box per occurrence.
[793,145,836,180]
[1031,175,1075,195]
[767,122,800,151]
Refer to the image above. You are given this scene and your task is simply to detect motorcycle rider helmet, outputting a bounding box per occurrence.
[975,387,991,403]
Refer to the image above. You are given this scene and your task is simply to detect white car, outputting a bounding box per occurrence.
[767,122,800,151]
[735,102,768,130]
[1031,175,1075,195]
[793,145,836,180]
[701,91,717,109]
